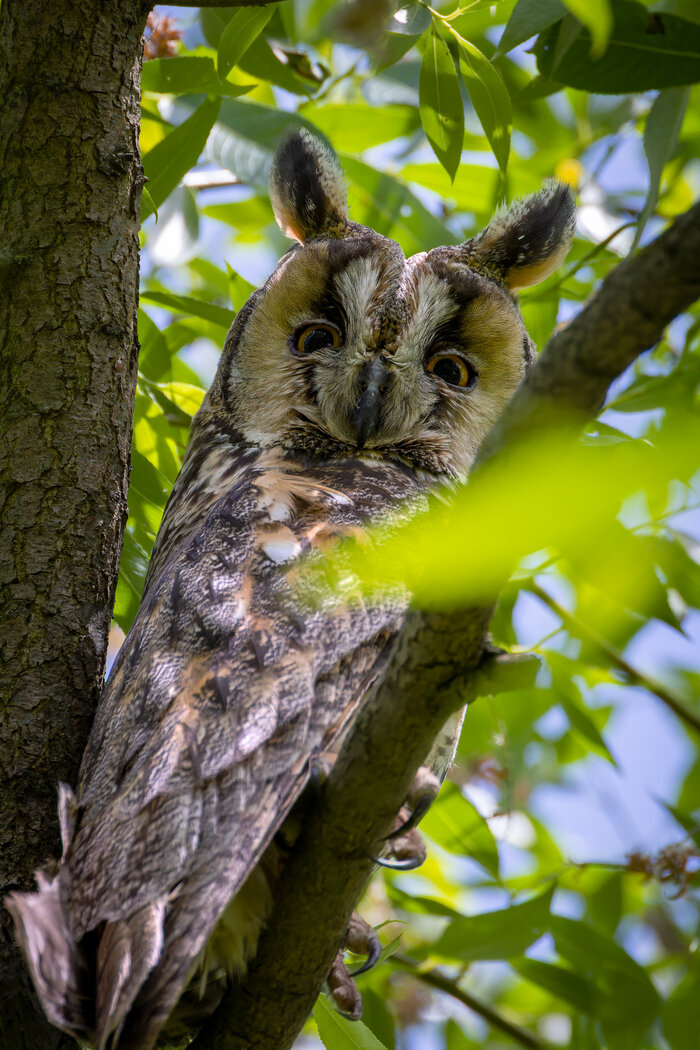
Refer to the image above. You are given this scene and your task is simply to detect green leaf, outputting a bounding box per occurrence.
[419,27,464,180]
[535,2,700,92]
[218,6,275,79]
[341,155,456,255]
[139,290,235,330]
[635,87,689,248]
[663,966,700,1050]
[225,264,257,312]
[560,0,612,56]
[314,994,389,1049]
[432,885,554,962]
[422,782,500,878]
[512,958,605,1014]
[141,55,252,97]
[138,309,172,382]
[497,0,566,55]
[551,916,661,1049]
[360,990,395,1050]
[142,97,220,219]
[302,104,421,152]
[114,529,150,632]
[456,39,511,175]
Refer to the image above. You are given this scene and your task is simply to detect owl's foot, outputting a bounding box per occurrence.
[371,765,439,870]
[386,765,440,840]
[346,911,381,977]
[327,952,362,1019]
[326,913,380,1019]
[373,807,427,870]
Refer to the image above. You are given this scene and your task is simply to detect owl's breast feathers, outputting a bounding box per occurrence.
[8,432,429,1050]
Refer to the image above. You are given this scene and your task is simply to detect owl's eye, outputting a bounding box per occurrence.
[426,353,476,389]
[293,321,342,355]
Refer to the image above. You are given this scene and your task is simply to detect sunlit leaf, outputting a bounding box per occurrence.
[218,6,275,79]
[431,885,554,962]
[422,782,500,878]
[142,97,220,219]
[560,0,612,57]
[496,0,567,56]
[419,27,464,180]
[314,994,389,1049]
[535,2,700,92]
[635,87,690,247]
[141,55,253,97]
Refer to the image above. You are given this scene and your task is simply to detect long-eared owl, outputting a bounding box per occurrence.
[7,130,575,1050]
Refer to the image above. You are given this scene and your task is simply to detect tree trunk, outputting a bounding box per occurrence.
[0,1,150,1044]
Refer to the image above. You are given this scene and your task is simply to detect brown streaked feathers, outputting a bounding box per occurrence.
[7,130,575,1049]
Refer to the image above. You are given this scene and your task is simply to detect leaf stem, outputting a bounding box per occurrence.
[390,954,552,1050]
[528,581,700,735]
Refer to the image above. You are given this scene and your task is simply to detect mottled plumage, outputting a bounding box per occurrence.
[7,129,575,1050]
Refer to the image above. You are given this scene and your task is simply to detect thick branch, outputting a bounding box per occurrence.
[192,198,700,1050]
[0,1,150,1045]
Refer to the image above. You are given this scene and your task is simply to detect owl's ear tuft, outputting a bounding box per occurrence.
[269,129,348,244]
[463,181,576,290]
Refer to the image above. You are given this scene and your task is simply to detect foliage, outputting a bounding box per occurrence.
[127,3,700,1048]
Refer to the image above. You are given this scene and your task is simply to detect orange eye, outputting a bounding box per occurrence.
[426,353,475,388]
[293,321,342,354]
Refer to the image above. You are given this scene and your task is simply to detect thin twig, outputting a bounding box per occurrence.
[391,954,552,1050]
[528,581,700,735]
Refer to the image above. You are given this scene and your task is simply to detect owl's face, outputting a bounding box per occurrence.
[206,132,575,481]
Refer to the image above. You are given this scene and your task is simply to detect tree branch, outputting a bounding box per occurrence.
[190,198,700,1050]
[528,582,700,735]
[391,954,552,1050]
[0,1,150,1045]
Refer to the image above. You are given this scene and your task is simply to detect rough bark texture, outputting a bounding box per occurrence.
[190,198,700,1050]
[0,1,150,1046]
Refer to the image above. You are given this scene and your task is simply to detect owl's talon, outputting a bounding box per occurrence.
[345,912,381,977]
[373,821,427,871]
[372,853,425,871]
[386,765,440,840]
[326,950,362,1019]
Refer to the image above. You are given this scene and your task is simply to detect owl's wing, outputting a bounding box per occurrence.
[9,452,423,1050]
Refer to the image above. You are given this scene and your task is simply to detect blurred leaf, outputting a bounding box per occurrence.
[142,97,220,219]
[561,0,612,57]
[422,781,500,878]
[114,529,150,632]
[663,965,700,1050]
[456,38,512,174]
[535,2,700,92]
[141,55,252,97]
[635,87,689,247]
[551,916,661,1048]
[419,28,464,180]
[148,185,199,267]
[315,994,389,1049]
[512,957,605,1013]
[140,290,234,329]
[360,990,395,1050]
[586,871,623,935]
[225,264,256,311]
[218,6,275,79]
[431,885,554,962]
[497,0,566,55]
[302,104,421,152]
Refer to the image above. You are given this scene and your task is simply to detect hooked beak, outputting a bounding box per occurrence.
[354,357,390,449]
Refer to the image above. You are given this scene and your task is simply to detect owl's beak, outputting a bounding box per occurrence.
[354,357,389,448]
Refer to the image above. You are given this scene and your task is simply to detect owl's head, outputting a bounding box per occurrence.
[206,130,575,479]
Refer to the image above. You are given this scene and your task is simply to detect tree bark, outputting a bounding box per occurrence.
[0,1,150,1045]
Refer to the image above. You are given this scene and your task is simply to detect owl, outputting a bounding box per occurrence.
[7,130,575,1050]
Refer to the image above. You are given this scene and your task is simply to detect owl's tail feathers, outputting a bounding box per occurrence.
[94,900,167,1050]
[5,869,94,1044]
